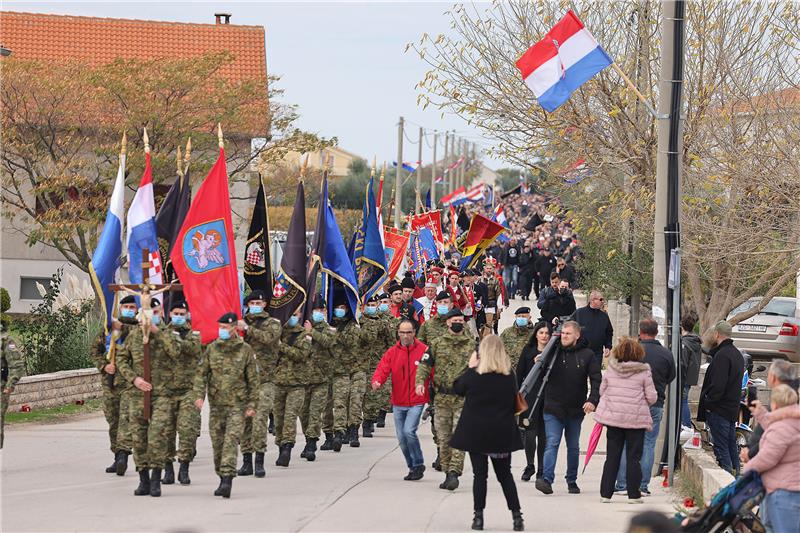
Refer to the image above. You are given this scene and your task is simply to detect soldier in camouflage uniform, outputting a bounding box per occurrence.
[416,309,474,491]
[116,303,181,497]
[361,294,395,437]
[376,291,398,428]
[322,302,358,452]
[90,295,138,474]
[159,300,203,486]
[2,326,25,449]
[299,296,337,462]
[192,313,259,499]
[272,308,314,467]
[237,290,282,478]
[500,307,535,368]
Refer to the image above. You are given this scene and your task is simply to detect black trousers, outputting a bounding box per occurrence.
[523,423,546,477]
[469,452,521,512]
[600,426,645,499]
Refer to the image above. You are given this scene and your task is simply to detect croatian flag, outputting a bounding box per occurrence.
[492,205,511,243]
[393,161,418,174]
[126,153,163,290]
[465,182,485,203]
[515,10,612,112]
[440,186,467,206]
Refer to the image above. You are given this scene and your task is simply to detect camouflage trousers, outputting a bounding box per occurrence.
[241,381,275,453]
[346,371,367,427]
[363,372,390,420]
[273,385,306,446]
[126,390,164,470]
[100,381,128,453]
[116,389,135,453]
[321,380,336,433]
[1,390,10,449]
[434,394,465,475]
[300,382,327,439]
[160,391,201,463]
[209,403,246,477]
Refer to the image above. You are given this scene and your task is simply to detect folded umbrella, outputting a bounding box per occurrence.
[582,422,603,474]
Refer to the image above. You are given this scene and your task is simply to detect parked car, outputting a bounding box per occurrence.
[728,297,800,363]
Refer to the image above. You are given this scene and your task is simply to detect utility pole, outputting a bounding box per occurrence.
[416,126,423,213]
[443,131,449,196]
[395,116,404,229]
[431,130,438,208]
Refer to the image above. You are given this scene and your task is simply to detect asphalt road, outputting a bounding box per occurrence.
[1,297,676,533]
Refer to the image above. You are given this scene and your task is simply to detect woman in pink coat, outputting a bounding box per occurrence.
[593,337,657,503]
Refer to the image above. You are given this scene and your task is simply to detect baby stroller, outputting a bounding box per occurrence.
[681,470,765,533]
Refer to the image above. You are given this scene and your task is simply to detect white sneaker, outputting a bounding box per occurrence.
[601,497,612,503]
[628,498,643,504]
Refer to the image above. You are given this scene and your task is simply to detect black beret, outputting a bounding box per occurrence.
[388,282,402,294]
[313,294,326,309]
[367,294,380,303]
[435,291,452,302]
[515,307,531,315]
[218,312,237,324]
[120,295,136,305]
[377,292,390,300]
[170,300,188,311]
[150,299,161,308]
[445,309,464,320]
[244,290,267,304]
[401,275,416,289]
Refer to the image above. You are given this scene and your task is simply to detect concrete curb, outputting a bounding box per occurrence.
[8,368,101,410]
[680,447,735,504]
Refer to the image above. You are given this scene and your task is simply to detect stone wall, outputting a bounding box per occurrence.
[7,368,101,411]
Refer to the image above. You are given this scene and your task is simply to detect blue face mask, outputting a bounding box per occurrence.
[365,306,377,316]
[121,308,136,319]
[218,328,231,340]
[437,305,450,316]
[287,316,299,327]
[515,317,529,327]
[378,303,390,313]
[333,308,346,318]
[151,315,161,326]
[312,311,325,323]
[171,315,186,326]
[249,305,264,315]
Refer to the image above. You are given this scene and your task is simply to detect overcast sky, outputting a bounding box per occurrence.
[5,1,509,170]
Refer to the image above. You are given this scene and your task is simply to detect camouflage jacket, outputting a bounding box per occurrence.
[379,313,399,350]
[500,323,534,369]
[417,316,448,347]
[116,326,181,395]
[272,324,314,386]
[416,331,474,399]
[360,314,392,368]
[330,318,360,375]
[90,317,138,377]
[304,321,337,384]
[167,323,203,394]
[243,311,282,383]
[2,332,25,389]
[193,335,259,410]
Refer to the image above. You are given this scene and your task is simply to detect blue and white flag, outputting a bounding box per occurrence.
[392,161,418,174]
[126,152,163,291]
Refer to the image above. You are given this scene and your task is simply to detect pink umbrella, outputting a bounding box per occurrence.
[582,422,603,474]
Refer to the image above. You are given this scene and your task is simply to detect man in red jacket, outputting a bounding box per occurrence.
[371,319,431,481]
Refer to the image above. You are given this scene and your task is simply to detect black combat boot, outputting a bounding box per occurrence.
[134,469,150,496]
[332,431,344,452]
[512,510,524,531]
[432,451,442,471]
[254,452,266,478]
[213,476,224,496]
[237,452,253,476]
[320,432,334,451]
[305,438,318,462]
[442,471,460,491]
[349,425,360,448]
[106,453,118,473]
[115,450,130,476]
[275,443,293,467]
[362,420,374,438]
[471,510,484,531]
[268,413,275,435]
[219,476,233,498]
[376,410,387,428]
[178,461,191,485]
[149,468,162,497]
[162,461,175,484]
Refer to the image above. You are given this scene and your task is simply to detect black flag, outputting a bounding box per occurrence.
[304,172,327,321]
[155,162,191,309]
[457,206,471,234]
[244,175,273,302]
[268,181,307,324]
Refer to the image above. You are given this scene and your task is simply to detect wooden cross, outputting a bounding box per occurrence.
[109,248,183,420]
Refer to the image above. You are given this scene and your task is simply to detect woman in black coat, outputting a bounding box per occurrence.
[451,335,524,532]
[516,321,551,482]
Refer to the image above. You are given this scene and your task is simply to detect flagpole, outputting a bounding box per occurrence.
[610,62,659,119]
[183,138,192,188]
[176,145,184,181]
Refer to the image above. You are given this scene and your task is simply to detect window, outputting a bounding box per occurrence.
[19,277,53,300]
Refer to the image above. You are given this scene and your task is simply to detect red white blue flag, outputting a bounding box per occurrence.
[126,153,163,290]
[515,10,612,112]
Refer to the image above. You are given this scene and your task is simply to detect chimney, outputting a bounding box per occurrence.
[214,13,231,25]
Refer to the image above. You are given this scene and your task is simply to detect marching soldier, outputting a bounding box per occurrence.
[322,300,359,452]
[376,291,398,428]
[416,309,474,491]
[116,302,181,497]
[417,291,452,346]
[237,290,282,478]
[1,323,25,449]
[361,295,392,438]
[299,296,336,462]
[192,313,259,499]
[500,307,535,368]
[272,308,313,467]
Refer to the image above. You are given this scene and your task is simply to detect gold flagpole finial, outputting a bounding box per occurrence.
[381,162,386,180]
[217,123,224,149]
[300,153,309,180]
[143,128,150,154]
[176,146,183,177]
[184,137,192,165]
[120,132,127,156]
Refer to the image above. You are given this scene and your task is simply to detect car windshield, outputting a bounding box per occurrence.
[729,299,797,318]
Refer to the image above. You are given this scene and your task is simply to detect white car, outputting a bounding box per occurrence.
[728,297,800,363]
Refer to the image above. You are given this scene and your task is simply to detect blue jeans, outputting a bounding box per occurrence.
[681,384,692,427]
[393,404,425,469]
[763,489,800,533]
[706,410,739,474]
[503,265,519,295]
[542,413,584,485]
[616,406,663,491]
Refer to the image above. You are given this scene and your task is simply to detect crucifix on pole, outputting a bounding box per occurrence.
[110,248,182,420]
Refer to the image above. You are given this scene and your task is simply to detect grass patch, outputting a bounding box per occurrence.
[675,472,706,511]
[6,398,102,424]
